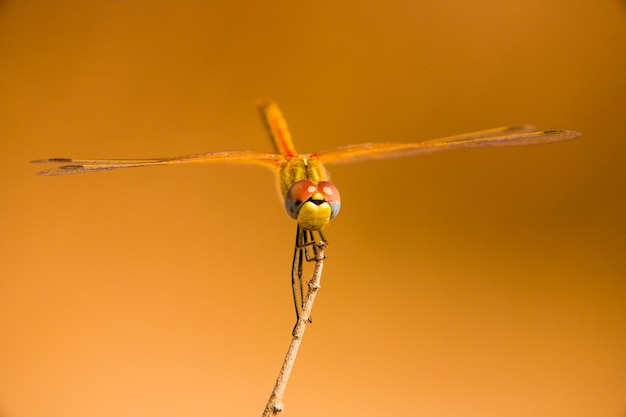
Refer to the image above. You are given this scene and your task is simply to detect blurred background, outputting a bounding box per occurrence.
[1,1,624,416]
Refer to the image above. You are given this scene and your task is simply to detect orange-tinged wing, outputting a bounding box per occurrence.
[257,98,298,157]
[31,151,283,176]
[314,127,581,165]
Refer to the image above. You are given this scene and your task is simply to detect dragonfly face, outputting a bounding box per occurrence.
[284,180,340,231]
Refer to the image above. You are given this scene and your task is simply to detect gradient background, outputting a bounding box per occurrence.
[1,1,625,416]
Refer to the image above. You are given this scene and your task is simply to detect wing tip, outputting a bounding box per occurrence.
[31,158,86,176]
[543,129,583,140]
[35,165,87,176]
[31,158,73,164]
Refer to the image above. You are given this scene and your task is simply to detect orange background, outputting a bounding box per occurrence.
[1,1,625,416]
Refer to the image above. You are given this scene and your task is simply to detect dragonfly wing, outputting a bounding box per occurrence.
[420,124,537,143]
[316,129,581,165]
[257,98,298,156]
[32,151,283,176]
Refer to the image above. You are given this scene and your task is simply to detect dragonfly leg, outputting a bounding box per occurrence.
[301,229,327,262]
[291,225,306,321]
[291,226,328,336]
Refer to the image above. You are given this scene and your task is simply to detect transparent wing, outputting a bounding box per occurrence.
[31,150,283,176]
[314,127,581,165]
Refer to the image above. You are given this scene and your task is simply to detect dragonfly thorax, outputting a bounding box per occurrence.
[284,180,340,231]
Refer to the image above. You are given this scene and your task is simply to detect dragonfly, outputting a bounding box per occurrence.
[32,99,581,323]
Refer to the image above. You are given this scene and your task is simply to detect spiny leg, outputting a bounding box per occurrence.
[291,224,306,323]
[291,225,327,335]
[304,229,326,263]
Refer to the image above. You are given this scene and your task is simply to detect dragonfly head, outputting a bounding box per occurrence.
[284,180,341,231]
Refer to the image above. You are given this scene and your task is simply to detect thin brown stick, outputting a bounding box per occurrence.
[262,241,326,416]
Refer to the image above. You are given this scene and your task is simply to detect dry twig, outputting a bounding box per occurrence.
[261,241,326,416]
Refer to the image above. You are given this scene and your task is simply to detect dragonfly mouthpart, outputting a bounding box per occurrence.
[310,196,326,205]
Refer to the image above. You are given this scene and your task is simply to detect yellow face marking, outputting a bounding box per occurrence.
[296,201,332,231]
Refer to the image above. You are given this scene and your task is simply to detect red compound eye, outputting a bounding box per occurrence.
[284,180,317,219]
[317,181,341,219]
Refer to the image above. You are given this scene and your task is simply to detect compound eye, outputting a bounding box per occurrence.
[317,181,341,219]
[284,180,317,219]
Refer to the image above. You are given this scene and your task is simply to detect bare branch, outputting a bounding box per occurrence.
[262,241,326,416]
